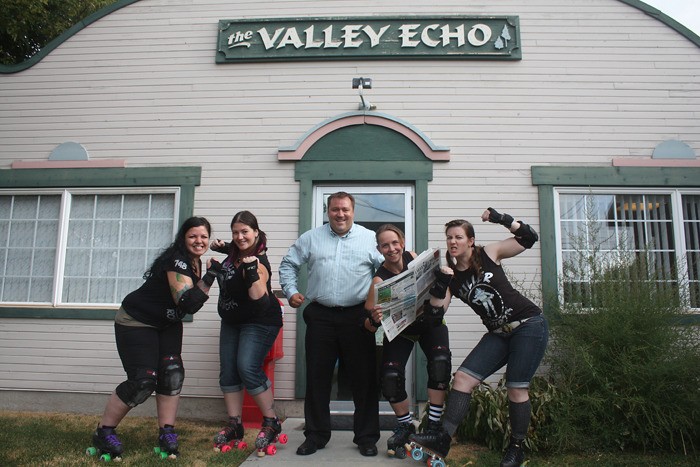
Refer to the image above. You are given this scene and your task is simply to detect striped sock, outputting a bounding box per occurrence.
[428,403,444,423]
[396,412,412,425]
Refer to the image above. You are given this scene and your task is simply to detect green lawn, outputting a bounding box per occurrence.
[0,411,697,466]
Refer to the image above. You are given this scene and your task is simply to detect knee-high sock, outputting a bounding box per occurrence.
[509,399,531,440]
[442,389,471,437]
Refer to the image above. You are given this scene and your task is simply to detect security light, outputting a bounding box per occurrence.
[352,77,372,89]
[352,77,375,110]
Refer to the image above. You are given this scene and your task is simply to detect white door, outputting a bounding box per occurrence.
[313,184,415,417]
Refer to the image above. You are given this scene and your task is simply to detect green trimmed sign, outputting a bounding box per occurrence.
[216,16,521,63]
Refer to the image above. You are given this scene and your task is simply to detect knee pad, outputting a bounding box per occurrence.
[116,368,157,407]
[427,347,452,391]
[381,363,407,403]
[156,355,185,396]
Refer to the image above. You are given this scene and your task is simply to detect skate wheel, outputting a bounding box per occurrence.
[412,447,424,461]
[154,447,161,454]
[238,441,248,450]
[278,433,288,444]
[159,451,168,459]
[86,447,97,456]
[395,446,407,459]
[266,444,277,456]
[99,453,111,462]
[429,459,445,467]
[257,449,266,457]
[221,444,231,453]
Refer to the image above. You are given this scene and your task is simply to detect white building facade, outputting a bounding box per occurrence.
[1,0,698,420]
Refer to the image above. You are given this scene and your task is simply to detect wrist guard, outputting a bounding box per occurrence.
[365,308,382,328]
[425,302,446,319]
[429,269,452,299]
[514,222,539,249]
[487,207,514,228]
[242,259,260,288]
[211,241,230,254]
[202,271,217,287]
[202,259,223,286]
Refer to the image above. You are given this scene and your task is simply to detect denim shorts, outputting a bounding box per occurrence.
[219,321,280,395]
[458,314,549,389]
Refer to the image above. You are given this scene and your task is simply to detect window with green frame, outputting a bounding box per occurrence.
[533,166,700,315]
[0,167,200,319]
[556,190,700,309]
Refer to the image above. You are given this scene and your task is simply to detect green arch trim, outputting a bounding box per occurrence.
[0,166,201,320]
[2,0,698,74]
[532,165,700,317]
[279,111,449,161]
[289,116,443,400]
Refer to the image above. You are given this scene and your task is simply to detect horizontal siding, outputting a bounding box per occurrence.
[1,0,699,400]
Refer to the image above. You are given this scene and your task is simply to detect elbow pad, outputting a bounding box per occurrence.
[514,222,539,249]
[251,294,270,311]
[177,286,209,316]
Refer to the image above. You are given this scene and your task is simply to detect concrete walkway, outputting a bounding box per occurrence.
[241,417,409,466]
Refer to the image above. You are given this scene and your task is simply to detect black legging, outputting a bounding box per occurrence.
[381,320,450,400]
[114,322,183,393]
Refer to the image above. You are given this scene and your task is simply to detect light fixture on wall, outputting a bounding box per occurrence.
[352,77,376,110]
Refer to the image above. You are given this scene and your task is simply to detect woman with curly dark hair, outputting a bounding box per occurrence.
[89,216,221,461]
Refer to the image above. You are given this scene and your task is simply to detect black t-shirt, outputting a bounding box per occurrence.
[217,253,282,327]
[449,248,541,331]
[121,252,200,328]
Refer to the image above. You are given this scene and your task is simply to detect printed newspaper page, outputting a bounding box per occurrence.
[374,248,441,342]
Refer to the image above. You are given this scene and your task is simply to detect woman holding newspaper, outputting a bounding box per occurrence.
[363,224,451,459]
[408,208,548,467]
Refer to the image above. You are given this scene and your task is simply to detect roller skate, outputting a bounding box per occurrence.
[387,421,415,458]
[500,437,526,467]
[254,416,287,457]
[407,420,451,467]
[153,425,179,459]
[86,426,124,462]
[213,416,248,453]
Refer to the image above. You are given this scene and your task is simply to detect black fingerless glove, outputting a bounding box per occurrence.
[202,259,223,287]
[429,269,452,299]
[487,207,515,229]
[242,259,260,288]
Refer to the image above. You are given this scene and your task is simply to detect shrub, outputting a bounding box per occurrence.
[543,252,700,453]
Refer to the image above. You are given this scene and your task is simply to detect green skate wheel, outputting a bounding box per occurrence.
[86,446,97,456]
[99,453,112,462]
[154,446,161,454]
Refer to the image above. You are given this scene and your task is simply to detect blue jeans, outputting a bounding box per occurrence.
[219,321,280,395]
[458,314,549,389]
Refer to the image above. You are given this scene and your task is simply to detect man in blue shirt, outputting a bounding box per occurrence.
[279,191,383,457]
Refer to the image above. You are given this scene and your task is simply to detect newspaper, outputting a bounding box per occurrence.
[374,248,441,342]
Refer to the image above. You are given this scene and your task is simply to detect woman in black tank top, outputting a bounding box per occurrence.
[409,208,548,467]
[363,224,451,459]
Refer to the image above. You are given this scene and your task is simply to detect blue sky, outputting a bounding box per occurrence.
[642,0,700,35]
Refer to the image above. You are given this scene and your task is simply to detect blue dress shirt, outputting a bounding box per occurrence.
[279,223,383,307]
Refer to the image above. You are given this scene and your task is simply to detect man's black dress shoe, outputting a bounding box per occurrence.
[296,438,320,455]
[359,443,378,456]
